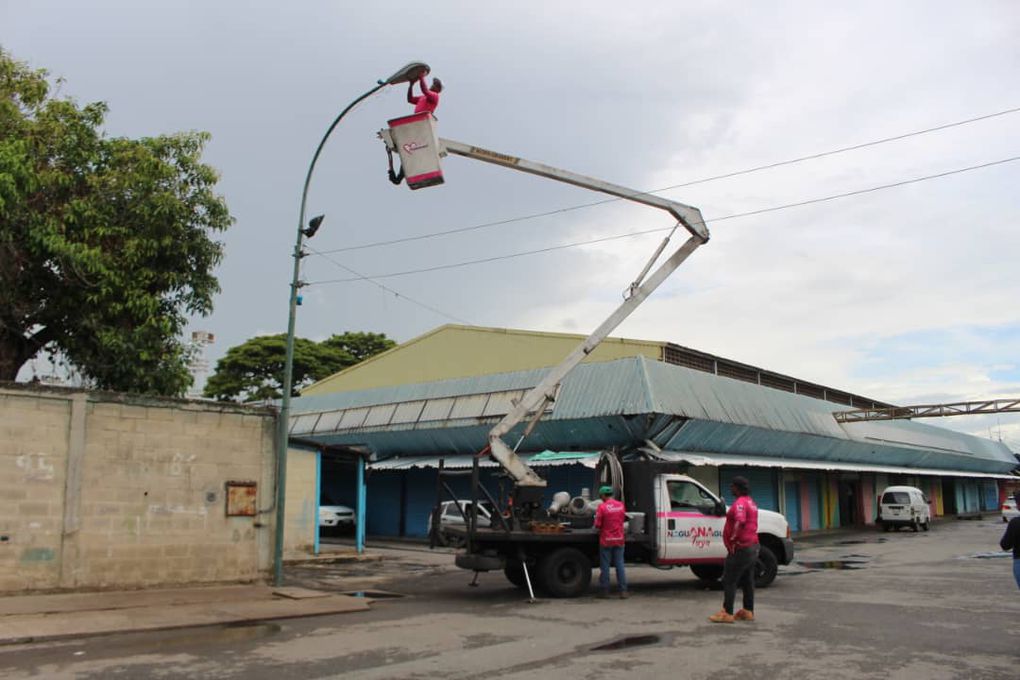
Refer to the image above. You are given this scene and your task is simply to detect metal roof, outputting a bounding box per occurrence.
[654,451,1018,480]
[288,356,1017,474]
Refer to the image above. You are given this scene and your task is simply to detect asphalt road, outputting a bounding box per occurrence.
[1,519,1017,679]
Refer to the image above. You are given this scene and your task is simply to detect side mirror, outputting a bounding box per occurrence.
[714,500,726,516]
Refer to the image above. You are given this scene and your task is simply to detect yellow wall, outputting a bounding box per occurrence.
[303,325,664,395]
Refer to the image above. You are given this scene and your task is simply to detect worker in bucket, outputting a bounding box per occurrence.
[594,485,628,599]
[407,71,442,115]
[709,476,759,623]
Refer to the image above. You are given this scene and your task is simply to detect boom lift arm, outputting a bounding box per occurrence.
[438,139,710,490]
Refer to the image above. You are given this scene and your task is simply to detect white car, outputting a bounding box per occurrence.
[428,500,495,546]
[319,500,356,532]
[878,486,931,532]
[1003,496,1019,523]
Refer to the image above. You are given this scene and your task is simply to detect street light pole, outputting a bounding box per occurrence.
[273,63,429,587]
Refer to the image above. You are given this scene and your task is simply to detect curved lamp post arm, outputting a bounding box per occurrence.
[273,62,428,586]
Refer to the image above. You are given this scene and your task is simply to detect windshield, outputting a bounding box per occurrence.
[667,480,717,511]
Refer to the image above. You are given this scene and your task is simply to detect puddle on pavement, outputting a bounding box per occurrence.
[134,622,281,652]
[345,590,407,599]
[591,634,663,652]
[834,537,888,545]
[797,560,868,570]
[960,552,1010,560]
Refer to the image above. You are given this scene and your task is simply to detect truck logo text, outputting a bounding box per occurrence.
[668,525,722,549]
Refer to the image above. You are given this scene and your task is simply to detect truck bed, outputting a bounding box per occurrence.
[445,525,654,547]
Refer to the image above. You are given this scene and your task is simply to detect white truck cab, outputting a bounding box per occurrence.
[654,474,792,584]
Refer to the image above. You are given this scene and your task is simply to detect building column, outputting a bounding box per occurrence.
[356,456,366,554]
[313,451,321,555]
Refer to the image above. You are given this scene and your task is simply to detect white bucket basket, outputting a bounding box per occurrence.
[385,112,444,190]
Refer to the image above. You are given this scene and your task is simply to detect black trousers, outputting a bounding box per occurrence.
[722,544,759,614]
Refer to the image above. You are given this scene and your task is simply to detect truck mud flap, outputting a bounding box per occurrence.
[455,552,505,572]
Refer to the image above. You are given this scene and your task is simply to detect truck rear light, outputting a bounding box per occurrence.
[786,525,791,539]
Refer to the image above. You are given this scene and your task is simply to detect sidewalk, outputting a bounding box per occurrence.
[0,583,371,646]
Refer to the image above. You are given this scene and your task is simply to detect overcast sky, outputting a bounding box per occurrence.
[4,2,1019,446]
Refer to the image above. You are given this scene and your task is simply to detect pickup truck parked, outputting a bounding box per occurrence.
[439,457,795,598]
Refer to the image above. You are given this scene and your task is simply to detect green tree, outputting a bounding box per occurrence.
[0,49,232,393]
[203,331,395,402]
[320,331,395,363]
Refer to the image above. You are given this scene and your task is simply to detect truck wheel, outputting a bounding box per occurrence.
[753,545,779,588]
[911,518,920,533]
[537,548,592,598]
[689,564,724,582]
[504,560,527,589]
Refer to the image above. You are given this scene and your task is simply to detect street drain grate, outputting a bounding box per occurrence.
[591,635,662,652]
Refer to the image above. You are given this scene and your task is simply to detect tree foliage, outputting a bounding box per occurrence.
[0,49,232,393]
[320,331,395,363]
[203,332,395,402]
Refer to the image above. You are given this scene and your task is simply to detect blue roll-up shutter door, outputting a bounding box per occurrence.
[784,481,801,532]
[720,466,778,512]
[366,471,402,537]
[403,469,439,538]
[981,481,999,511]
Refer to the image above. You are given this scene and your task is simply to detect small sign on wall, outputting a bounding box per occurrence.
[225,481,257,517]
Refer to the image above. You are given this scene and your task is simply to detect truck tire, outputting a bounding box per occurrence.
[537,547,592,598]
[690,564,724,582]
[504,560,529,589]
[753,545,779,588]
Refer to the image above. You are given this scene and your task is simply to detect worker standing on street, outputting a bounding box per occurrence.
[594,485,628,599]
[1001,492,1020,590]
[407,72,442,115]
[709,476,759,623]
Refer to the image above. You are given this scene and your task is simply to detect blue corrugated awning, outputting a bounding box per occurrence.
[655,451,1018,480]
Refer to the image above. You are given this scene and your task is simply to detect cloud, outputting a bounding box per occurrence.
[5,1,1020,442]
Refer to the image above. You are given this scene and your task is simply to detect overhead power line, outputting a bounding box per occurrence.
[307,153,1020,285]
[312,104,1020,256]
[304,245,471,324]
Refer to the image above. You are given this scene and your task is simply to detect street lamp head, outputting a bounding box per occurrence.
[303,214,325,238]
[385,62,430,85]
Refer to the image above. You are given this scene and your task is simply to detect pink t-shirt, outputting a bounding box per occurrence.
[411,77,440,115]
[594,498,626,547]
[724,495,759,551]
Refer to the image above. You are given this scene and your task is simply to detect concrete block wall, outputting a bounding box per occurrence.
[285,448,318,557]
[0,392,71,592]
[0,385,286,593]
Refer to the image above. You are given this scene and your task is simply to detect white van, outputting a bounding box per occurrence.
[878,486,931,532]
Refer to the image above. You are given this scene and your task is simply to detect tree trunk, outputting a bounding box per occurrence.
[0,330,43,382]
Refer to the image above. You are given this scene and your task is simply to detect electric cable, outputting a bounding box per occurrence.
[307,153,1020,284]
[312,105,1020,256]
[303,244,471,324]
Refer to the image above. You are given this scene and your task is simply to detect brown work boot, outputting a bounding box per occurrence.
[619,590,630,599]
[708,610,735,623]
[734,609,755,622]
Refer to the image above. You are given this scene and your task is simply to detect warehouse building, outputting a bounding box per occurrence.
[288,325,1018,540]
